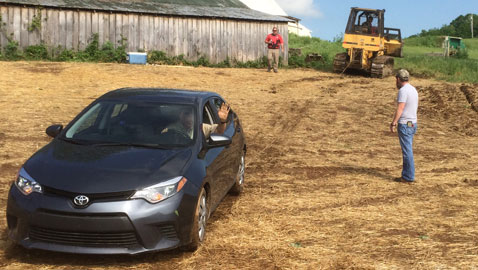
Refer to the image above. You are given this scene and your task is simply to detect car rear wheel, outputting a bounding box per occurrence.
[229,152,245,195]
[182,187,207,251]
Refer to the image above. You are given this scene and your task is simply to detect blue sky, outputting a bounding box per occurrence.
[276,0,477,40]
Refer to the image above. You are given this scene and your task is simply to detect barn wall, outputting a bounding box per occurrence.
[0,5,288,64]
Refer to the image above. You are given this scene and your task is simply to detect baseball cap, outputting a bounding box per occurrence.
[396,69,409,81]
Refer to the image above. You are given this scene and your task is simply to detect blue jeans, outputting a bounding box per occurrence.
[398,123,417,181]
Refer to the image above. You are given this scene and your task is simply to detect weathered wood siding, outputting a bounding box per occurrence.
[0,5,288,64]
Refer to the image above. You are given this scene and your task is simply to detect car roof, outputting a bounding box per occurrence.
[99,88,220,104]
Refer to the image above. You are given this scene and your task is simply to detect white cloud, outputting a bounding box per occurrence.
[275,0,322,18]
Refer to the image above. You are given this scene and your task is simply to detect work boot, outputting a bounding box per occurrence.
[273,69,278,73]
[267,67,271,72]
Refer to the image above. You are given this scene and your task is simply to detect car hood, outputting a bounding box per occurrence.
[23,139,193,194]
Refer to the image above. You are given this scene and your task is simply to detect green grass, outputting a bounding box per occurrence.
[287,33,343,71]
[395,55,478,83]
[394,36,478,83]
[288,34,478,83]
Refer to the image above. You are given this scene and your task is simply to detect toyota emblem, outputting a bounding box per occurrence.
[73,195,90,206]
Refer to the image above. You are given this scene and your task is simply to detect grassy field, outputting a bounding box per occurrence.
[0,61,477,269]
[395,37,478,83]
[289,35,478,83]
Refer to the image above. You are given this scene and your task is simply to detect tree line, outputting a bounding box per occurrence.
[410,14,477,38]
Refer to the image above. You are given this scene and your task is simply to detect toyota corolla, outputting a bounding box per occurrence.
[6,88,246,254]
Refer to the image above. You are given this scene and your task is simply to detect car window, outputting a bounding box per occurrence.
[203,105,213,125]
[66,103,102,137]
[64,101,195,147]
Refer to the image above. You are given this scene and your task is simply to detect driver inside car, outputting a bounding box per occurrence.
[162,103,230,140]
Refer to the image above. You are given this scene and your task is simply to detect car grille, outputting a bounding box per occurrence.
[42,186,135,202]
[29,226,139,247]
[159,225,178,240]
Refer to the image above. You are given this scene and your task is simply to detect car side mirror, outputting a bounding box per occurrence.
[208,134,232,148]
[46,124,63,138]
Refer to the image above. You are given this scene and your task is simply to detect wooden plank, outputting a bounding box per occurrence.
[216,19,220,62]
[168,17,174,55]
[19,7,28,48]
[65,10,73,50]
[190,18,196,60]
[98,12,106,44]
[91,11,98,40]
[138,14,145,51]
[223,20,228,62]
[207,19,213,63]
[170,17,177,56]
[153,16,160,51]
[0,6,9,49]
[72,10,79,51]
[52,10,60,49]
[189,18,194,59]
[127,13,134,51]
[230,20,236,62]
[183,18,188,57]
[134,14,140,51]
[44,9,55,48]
[178,17,184,57]
[115,14,123,50]
[146,15,153,51]
[12,7,20,44]
[97,12,104,45]
[197,18,203,58]
[108,12,115,45]
[7,6,14,42]
[103,13,113,46]
[85,11,92,45]
[26,7,37,46]
[247,22,253,62]
[39,8,46,47]
[58,10,67,49]
[78,11,86,50]
[145,15,151,51]
[201,19,209,60]
[158,16,165,52]
[210,19,215,63]
[238,21,243,63]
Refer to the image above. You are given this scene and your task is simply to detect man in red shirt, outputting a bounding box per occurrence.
[264,27,284,73]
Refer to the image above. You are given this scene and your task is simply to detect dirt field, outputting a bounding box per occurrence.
[0,61,477,270]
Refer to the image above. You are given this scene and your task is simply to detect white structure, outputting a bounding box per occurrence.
[239,0,312,37]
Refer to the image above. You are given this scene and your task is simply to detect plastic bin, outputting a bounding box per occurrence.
[127,52,147,65]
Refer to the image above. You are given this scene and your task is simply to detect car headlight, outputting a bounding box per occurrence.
[15,168,43,195]
[131,176,187,203]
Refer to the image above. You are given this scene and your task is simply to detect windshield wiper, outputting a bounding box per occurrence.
[90,142,170,149]
[59,137,89,145]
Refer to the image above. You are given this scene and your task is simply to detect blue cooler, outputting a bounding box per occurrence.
[127,52,147,65]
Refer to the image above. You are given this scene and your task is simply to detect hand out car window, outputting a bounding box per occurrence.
[211,98,232,124]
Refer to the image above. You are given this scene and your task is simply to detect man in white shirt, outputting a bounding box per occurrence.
[390,69,418,183]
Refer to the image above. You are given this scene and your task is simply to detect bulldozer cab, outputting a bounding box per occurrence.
[345,8,384,37]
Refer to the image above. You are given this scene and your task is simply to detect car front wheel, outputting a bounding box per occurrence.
[183,187,207,251]
[229,152,245,195]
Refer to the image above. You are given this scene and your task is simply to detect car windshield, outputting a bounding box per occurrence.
[63,101,196,147]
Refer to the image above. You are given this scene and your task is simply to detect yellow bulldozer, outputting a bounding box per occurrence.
[333,8,403,78]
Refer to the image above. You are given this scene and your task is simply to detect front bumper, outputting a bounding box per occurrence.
[6,184,197,254]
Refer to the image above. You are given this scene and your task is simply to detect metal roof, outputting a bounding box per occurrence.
[0,0,291,22]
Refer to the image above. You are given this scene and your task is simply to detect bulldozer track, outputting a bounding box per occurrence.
[333,52,348,74]
[371,55,394,78]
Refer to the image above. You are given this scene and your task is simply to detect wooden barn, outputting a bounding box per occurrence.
[0,0,290,64]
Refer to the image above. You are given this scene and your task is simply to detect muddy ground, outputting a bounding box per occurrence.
[0,61,477,269]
